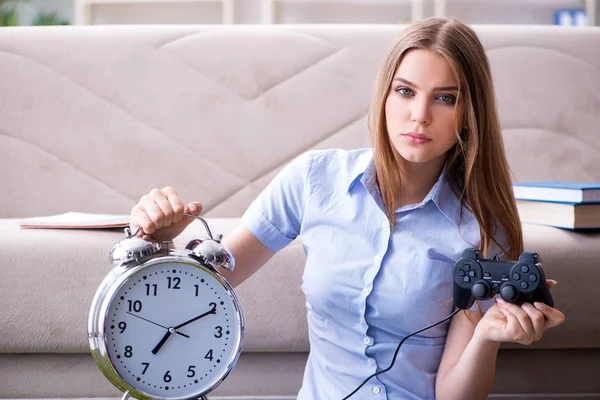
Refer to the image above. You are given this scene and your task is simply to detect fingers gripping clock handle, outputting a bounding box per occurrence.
[126,213,214,240]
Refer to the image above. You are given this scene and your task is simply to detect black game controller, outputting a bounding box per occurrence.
[452,248,554,310]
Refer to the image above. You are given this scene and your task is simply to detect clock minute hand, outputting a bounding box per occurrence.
[174,307,217,330]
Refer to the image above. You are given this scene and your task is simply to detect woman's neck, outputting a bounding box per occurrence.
[396,158,445,207]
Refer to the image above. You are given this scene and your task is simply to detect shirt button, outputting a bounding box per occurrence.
[372,385,381,394]
[374,254,381,261]
[362,287,370,294]
[381,221,389,228]
[363,337,371,345]
[359,316,366,324]
[367,358,375,366]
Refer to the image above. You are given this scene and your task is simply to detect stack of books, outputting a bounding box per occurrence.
[512,182,600,230]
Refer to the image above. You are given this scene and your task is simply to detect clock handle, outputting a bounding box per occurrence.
[183,213,216,241]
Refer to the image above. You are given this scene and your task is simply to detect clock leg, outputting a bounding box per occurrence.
[120,391,131,400]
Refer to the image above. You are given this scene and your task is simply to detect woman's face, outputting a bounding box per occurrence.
[385,48,463,168]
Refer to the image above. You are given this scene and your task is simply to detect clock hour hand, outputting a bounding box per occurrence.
[174,305,217,330]
[151,330,172,355]
[126,312,190,338]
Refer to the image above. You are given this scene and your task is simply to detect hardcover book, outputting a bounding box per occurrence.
[19,212,130,229]
[515,200,600,230]
[512,182,600,204]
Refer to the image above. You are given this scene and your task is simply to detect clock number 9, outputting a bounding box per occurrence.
[118,321,127,333]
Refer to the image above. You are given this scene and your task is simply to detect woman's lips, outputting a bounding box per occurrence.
[401,133,432,144]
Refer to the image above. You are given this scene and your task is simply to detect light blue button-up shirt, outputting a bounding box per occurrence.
[242,148,503,400]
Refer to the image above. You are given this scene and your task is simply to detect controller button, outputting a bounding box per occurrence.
[529,274,537,282]
[472,282,490,299]
[484,272,491,278]
[512,273,521,280]
[521,265,530,273]
[457,270,466,277]
[469,270,476,277]
[465,263,472,270]
[463,276,471,283]
[520,281,529,289]
[501,285,518,302]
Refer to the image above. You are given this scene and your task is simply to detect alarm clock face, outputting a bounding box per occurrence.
[104,260,242,399]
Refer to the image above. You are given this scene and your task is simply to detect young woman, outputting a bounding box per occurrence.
[130,17,564,400]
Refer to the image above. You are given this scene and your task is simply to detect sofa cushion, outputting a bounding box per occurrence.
[0,219,598,354]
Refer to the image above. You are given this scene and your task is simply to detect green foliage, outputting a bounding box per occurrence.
[1,0,24,26]
[32,10,69,26]
[1,0,70,26]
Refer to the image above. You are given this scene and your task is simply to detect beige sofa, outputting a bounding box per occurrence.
[1,23,600,399]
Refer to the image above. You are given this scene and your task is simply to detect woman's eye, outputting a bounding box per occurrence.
[396,87,413,96]
[437,94,456,104]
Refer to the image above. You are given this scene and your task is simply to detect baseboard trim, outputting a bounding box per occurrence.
[489,394,600,399]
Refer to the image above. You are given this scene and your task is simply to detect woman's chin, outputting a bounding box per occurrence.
[396,150,436,164]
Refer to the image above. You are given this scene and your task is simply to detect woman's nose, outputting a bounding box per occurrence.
[410,99,431,125]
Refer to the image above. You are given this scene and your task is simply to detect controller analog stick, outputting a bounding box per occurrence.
[471,281,491,300]
[501,285,518,302]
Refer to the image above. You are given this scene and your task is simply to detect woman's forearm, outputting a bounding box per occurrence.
[436,330,501,400]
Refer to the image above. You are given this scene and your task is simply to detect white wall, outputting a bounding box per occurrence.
[14,0,591,26]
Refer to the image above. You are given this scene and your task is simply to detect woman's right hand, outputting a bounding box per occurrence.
[130,186,203,242]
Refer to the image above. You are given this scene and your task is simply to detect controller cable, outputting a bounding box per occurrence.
[341,308,461,400]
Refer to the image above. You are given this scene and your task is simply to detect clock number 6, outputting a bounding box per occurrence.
[163,370,172,383]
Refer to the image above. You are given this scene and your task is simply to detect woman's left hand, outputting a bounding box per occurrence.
[475,280,566,345]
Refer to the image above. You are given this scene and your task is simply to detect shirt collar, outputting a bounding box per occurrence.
[347,152,463,228]
[431,164,463,228]
[346,150,374,194]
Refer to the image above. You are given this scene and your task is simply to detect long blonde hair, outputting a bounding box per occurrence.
[369,17,523,260]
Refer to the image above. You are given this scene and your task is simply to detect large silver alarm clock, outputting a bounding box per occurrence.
[88,215,244,400]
